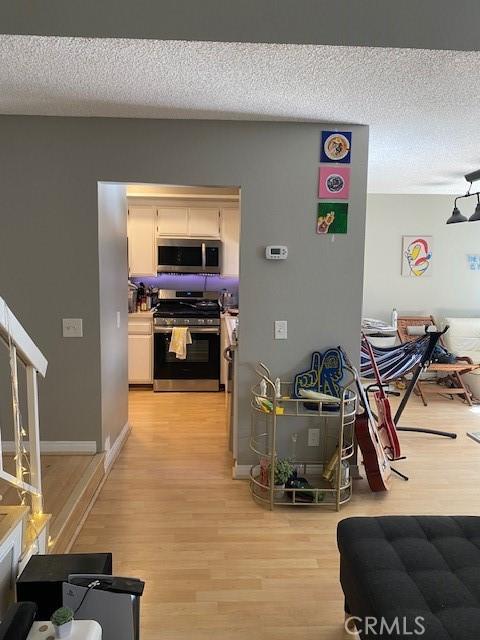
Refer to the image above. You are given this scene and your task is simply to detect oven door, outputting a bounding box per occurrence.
[154,327,220,391]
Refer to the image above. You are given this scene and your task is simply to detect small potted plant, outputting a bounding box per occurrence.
[269,458,294,496]
[51,606,74,638]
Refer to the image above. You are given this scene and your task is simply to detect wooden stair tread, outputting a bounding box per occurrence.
[0,506,29,547]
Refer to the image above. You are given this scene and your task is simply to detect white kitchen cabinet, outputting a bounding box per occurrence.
[157,207,220,238]
[221,208,240,276]
[188,208,220,237]
[157,207,189,236]
[128,316,153,384]
[128,334,153,384]
[127,206,157,276]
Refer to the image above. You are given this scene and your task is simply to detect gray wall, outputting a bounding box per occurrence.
[363,194,480,322]
[0,116,368,462]
[0,118,102,446]
[98,183,128,450]
[1,0,479,51]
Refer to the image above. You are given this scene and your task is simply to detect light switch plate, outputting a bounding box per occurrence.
[62,318,83,338]
[274,320,288,340]
[116,311,121,329]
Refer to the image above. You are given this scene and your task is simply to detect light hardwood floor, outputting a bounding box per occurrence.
[73,389,480,640]
[1,452,105,552]
[0,454,93,520]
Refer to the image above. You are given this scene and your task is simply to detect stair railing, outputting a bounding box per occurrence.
[0,296,48,515]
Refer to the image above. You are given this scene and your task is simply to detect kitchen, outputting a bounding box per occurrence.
[126,184,240,453]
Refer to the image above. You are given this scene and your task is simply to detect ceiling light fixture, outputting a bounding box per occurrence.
[468,194,480,222]
[446,169,480,225]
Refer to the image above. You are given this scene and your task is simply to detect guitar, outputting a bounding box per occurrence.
[362,335,401,460]
[340,348,392,492]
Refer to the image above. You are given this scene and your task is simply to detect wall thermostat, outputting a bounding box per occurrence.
[265,245,288,260]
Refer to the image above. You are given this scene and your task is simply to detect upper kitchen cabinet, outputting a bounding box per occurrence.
[127,206,157,277]
[157,207,189,236]
[221,208,240,276]
[188,208,221,237]
[156,207,221,238]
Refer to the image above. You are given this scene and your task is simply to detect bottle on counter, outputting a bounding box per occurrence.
[137,282,146,312]
[146,287,152,311]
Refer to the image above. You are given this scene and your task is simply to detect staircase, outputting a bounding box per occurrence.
[0,296,50,616]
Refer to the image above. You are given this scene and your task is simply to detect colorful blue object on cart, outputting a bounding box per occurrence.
[293,348,346,399]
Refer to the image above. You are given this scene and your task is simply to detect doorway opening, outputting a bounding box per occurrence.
[98,181,240,466]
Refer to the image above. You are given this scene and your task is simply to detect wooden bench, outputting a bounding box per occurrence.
[397,316,478,406]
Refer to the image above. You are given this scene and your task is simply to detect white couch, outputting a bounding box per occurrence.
[443,317,480,399]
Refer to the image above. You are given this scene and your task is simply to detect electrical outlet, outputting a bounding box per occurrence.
[308,428,320,446]
[62,318,83,338]
[274,320,288,340]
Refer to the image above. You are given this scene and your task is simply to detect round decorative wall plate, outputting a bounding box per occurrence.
[326,174,345,192]
[323,134,350,161]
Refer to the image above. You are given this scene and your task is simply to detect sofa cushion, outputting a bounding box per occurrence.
[443,317,480,364]
[338,516,480,640]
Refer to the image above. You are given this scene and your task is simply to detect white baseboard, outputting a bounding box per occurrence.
[104,422,131,472]
[2,440,97,454]
[232,463,251,479]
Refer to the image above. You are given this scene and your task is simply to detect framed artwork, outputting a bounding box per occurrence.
[317,202,348,235]
[318,166,350,199]
[467,254,480,271]
[320,131,352,164]
[402,236,433,277]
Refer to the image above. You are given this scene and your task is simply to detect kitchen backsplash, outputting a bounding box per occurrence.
[130,274,239,296]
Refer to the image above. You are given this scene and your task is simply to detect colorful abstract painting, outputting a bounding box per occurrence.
[320,131,352,164]
[318,166,350,199]
[317,202,348,235]
[402,236,433,277]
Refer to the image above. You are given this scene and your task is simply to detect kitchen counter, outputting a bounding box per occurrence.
[222,313,238,347]
[128,310,155,318]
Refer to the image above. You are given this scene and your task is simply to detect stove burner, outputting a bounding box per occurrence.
[154,297,220,320]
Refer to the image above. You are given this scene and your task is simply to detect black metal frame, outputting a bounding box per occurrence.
[393,327,457,440]
[363,328,459,482]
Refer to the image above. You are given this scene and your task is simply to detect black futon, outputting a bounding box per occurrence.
[337,516,480,639]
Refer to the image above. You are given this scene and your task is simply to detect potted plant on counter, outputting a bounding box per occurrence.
[51,606,74,638]
[269,458,294,497]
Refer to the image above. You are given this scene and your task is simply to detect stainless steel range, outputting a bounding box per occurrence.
[153,290,220,392]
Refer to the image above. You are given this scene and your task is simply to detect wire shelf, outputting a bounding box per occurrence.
[249,361,357,511]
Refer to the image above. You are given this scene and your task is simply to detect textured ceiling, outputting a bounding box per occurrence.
[1,35,479,194]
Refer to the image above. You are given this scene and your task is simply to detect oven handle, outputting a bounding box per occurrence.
[154,326,220,334]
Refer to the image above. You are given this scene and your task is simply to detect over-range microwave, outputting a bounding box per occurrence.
[157,238,222,274]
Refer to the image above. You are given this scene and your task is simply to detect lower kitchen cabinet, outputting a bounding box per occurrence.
[128,334,153,384]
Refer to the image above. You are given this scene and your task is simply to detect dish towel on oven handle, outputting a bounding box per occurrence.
[169,326,192,360]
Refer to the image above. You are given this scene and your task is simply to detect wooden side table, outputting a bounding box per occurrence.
[27,620,102,639]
